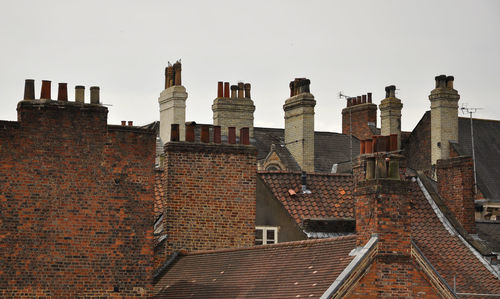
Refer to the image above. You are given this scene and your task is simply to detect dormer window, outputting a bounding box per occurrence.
[255,226,278,245]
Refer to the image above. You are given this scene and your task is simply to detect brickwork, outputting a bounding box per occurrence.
[342,103,377,141]
[0,100,156,297]
[355,180,411,255]
[347,259,440,298]
[429,75,460,166]
[284,92,316,172]
[436,156,476,234]
[405,111,432,175]
[161,141,256,258]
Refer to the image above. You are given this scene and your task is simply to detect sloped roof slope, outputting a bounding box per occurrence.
[411,178,500,295]
[153,236,356,298]
[456,117,500,199]
[254,127,359,172]
[258,172,354,227]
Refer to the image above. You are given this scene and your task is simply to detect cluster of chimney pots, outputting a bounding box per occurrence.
[23,79,100,104]
[217,81,251,99]
[170,123,250,145]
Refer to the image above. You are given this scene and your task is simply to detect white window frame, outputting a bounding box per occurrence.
[255,226,278,245]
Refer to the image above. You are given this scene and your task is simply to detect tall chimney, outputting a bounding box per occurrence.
[429,74,460,167]
[212,81,255,138]
[342,91,377,140]
[159,61,188,143]
[75,86,85,103]
[379,85,403,149]
[284,78,316,172]
[224,82,230,98]
[23,79,35,100]
[40,80,51,100]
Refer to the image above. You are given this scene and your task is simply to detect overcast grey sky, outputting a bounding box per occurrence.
[1,0,499,133]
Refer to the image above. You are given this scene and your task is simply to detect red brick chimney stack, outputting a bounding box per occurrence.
[436,156,476,234]
[240,127,250,145]
[185,122,195,142]
[213,126,221,144]
[201,125,210,143]
[342,91,377,140]
[228,127,236,144]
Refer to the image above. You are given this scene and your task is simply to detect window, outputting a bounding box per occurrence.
[255,226,278,245]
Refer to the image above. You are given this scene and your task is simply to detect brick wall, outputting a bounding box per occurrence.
[0,100,156,297]
[342,103,377,141]
[347,259,440,298]
[405,111,432,174]
[436,156,476,234]
[161,141,256,258]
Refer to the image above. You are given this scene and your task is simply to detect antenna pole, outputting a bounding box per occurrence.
[461,105,482,196]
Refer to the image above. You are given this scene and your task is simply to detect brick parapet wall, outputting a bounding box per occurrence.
[161,141,256,258]
[342,103,377,141]
[0,100,155,297]
[436,156,476,234]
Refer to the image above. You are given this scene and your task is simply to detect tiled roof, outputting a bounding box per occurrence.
[456,117,500,200]
[412,178,500,295]
[258,172,354,227]
[154,169,165,219]
[153,236,356,298]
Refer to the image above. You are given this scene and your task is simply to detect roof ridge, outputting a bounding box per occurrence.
[183,235,357,256]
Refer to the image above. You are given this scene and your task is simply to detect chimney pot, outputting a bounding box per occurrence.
[237,82,244,98]
[230,85,238,98]
[173,61,182,86]
[362,94,367,104]
[166,66,174,89]
[121,121,126,126]
[390,134,398,151]
[446,76,454,89]
[213,126,221,143]
[75,86,85,103]
[90,86,100,104]
[201,125,210,143]
[23,79,35,100]
[217,81,223,98]
[289,81,295,97]
[437,74,447,88]
[224,82,230,98]
[40,80,51,100]
[365,139,373,154]
[57,83,68,101]
[185,122,196,142]
[385,86,391,98]
[128,121,133,126]
[228,127,236,144]
[389,85,396,98]
[303,79,310,93]
[171,124,180,141]
[240,127,250,145]
[244,83,251,98]
[357,96,362,105]
[367,92,372,103]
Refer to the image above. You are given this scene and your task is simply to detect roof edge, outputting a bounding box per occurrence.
[320,235,378,299]
[416,175,500,279]
[184,235,357,256]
